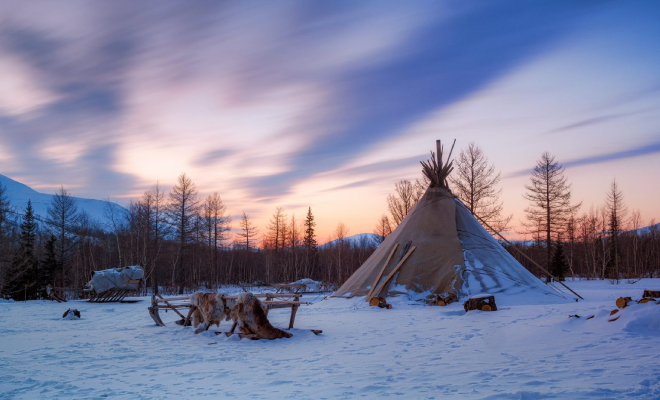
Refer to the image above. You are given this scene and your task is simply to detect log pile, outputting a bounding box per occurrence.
[369,297,392,309]
[463,295,497,312]
[436,293,459,307]
[607,292,660,322]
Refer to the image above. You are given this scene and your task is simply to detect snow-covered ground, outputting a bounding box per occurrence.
[1,279,659,399]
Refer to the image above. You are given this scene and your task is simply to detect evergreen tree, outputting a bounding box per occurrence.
[5,201,39,300]
[549,239,569,281]
[41,235,59,297]
[303,207,318,276]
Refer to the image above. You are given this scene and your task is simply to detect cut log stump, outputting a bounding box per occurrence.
[642,290,660,298]
[616,297,632,308]
[638,298,655,304]
[463,295,497,312]
[369,297,392,309]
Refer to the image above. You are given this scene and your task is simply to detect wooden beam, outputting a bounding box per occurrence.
[366,243,399,302]
[370,246,417,300]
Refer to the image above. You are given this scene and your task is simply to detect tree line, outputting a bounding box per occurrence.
[377,143,660,282]
[2,143,658,300]
[0,173,376,300]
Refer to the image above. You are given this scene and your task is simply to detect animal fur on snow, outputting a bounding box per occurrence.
[190,292,236,334]
[230,292,292,339]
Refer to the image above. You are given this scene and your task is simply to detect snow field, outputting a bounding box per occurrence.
[1,279,659,399]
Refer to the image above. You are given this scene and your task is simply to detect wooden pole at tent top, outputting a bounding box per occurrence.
[471,212,584,301]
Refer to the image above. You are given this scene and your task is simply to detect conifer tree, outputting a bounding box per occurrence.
[6,201,39,300]
[549,239,569,281]
[605,179,627,281]
[45,187,80,285]
[523,152,581,270]
[303,207,318,276]
[450,142,512,233]
[41,235,59,296]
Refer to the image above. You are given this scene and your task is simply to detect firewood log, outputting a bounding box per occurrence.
[463,295,497,312]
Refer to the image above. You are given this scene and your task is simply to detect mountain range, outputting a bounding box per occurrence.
[0,173,127,228]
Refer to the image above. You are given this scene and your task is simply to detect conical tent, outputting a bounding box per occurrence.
[333,142,569,304]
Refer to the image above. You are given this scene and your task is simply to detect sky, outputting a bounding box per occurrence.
[0,1,659,242]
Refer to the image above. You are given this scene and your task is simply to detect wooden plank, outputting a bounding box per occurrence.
[370,246,417,301]
[366,243,399,302]
[158,294,186,319]
[288,305,299,329]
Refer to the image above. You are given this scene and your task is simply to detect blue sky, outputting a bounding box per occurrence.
[0,1,659,238]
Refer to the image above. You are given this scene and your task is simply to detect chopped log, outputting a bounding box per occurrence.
[616,297,632,308]
[638,298,655,304]
[608,315,620,322]
[435,293,458,307]
[311,329,323,335]
[369,297,392,309]
[587,315,595,320]
[609,309,619,316]
[463,295,497,312]
[642,290,660,298]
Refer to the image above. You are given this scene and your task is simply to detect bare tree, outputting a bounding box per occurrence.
[387,180,416,226]
[373,214,392,244]
[450,142,512,233]
[523,152,581,270]
[45,186,80,285]
[266,207,286,251]
[236,211,259,251]
[605,179,628,281]
[167,173,199,293]
[201,193,230,287]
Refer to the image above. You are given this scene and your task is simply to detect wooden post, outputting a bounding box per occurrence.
[183,305,196,327]
[370,246,416,302]
[366,243,399,302]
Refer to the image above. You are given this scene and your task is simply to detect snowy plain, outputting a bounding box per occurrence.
[1,279,659,400]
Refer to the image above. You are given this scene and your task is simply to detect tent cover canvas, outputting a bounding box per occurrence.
[333,185,568,304]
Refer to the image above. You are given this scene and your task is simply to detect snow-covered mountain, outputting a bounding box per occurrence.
[0,173,127,228]
[321,233,380,248]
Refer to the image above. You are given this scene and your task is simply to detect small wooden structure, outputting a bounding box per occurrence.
[463,295,497,312]
[85,266,145,303]
[87,283,142,303]
[148,292,308,330]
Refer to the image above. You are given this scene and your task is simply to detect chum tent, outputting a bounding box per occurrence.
[332,141,575,305]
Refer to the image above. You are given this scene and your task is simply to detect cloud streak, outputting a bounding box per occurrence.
[506,139,660,178]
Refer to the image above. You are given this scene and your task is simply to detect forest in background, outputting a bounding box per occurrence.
[1,144,658,301]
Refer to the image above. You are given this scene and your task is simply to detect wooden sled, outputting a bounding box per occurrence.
[86,279,143,303]
[148,293,308,329]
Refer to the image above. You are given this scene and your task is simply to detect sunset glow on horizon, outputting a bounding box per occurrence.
[1,1,659,242]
